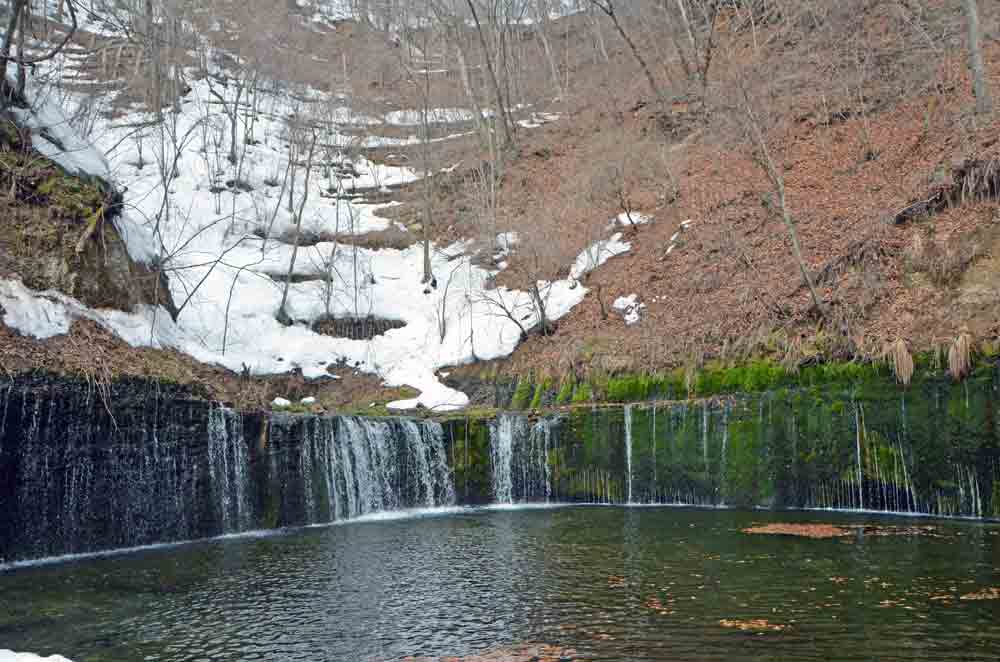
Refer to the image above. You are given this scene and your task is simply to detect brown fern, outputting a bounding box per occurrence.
[883,339,914,386]
[948,330,973,381]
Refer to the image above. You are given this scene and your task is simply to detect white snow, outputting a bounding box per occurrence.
[384,108,489,126]
[301,396,317,405]
[5,62,109,178]
[0,54,628,412]
[517,111,562,129]
[607,212,652,230]
[494,232,519,259]
[272,397,292,407]
[613,294,645,326]
[0,652,74,662]
[0,281,74,339]
[664,219,695,257]
[570,232,632,281]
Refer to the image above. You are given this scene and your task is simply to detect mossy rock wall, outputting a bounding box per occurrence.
[0,110,175,316]
[444,366,1000,518]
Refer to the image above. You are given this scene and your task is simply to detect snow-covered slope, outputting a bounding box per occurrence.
[0,60,632,411]
[0,651,74,662]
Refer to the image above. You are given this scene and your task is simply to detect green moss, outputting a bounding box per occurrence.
[511,377,534,410]
[529,378,550,409]
[555,378,575,405]
[607,374,654,402]
[572,382,593,404]
[37,173,104,220]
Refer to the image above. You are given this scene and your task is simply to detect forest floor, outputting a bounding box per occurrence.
[4,4,1000,410]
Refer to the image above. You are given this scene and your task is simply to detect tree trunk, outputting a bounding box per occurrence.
[742,90,827,319]
[964,0,992,115]
[534,19,564,98]
[277,132,318,325]
[145,0,162,118]
[591,1,664,104]
[1,0,26,106]
[589,11,609,63]
[15,1,27,96]
[465,0,514,148]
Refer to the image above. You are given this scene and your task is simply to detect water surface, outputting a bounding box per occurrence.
[2,507,999,661]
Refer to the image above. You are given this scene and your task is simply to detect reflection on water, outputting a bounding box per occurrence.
[1,507,999,661]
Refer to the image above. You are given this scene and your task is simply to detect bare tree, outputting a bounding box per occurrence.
[586,0,664,104]
[464,0,515,146]
[741,85,827,319]
[276,121,319,326]
[1,0,78,104]
[963,0,992,115]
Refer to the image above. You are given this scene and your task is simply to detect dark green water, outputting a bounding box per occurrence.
[2,507,999,661]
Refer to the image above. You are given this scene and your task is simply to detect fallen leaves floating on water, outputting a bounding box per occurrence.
[606,575,626,588]
[719,619,790,633]
[857,525,945,539]
[644,595,676,616]
[401,643,581,661]
[742,524,850,539]
[743,523,946,540]
[960,587,1000,601]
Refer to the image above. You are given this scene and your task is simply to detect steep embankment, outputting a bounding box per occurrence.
[3,4,1000,411]
[473,4,1000,389]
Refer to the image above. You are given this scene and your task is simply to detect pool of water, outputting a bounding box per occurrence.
[1,507,999,661]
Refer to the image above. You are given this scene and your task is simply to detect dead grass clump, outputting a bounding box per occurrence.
[904,230,982,286]
[894,160,1000,225]
[948,329,973,381]
[883,338,914,386]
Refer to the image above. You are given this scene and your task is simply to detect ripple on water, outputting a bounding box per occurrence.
[1,508,999,661]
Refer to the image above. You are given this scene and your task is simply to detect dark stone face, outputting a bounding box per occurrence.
[4,370,1000,564]
[0,375,456,563]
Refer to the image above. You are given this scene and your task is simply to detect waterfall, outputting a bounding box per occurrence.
[207,405,251,533]
[489,414,557,504]
[277,416,457,523]
[854,403,864,510]
[719,404,728,506]
[490,414,521,503]
[624,404,633,504]
[0,377,458,563]
[650,405,657,493]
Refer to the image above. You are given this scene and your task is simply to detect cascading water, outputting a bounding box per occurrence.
[269,415,456,524]
[489,413,558,503]
[0,377,457,563]
[207,404,251,533]
[5,367,1000,564]
[624,404,633,504]
[477,384,1000,517]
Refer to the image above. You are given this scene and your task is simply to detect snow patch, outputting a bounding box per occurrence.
[384,108,490,126]
[0,652,75,662]
[9,94,109,179]
[570,232,631,281]
[607,212,652,230]
[613,294,645,326]
[4,58,632,412]
[0,281,74,338]
[272,397,292,407]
